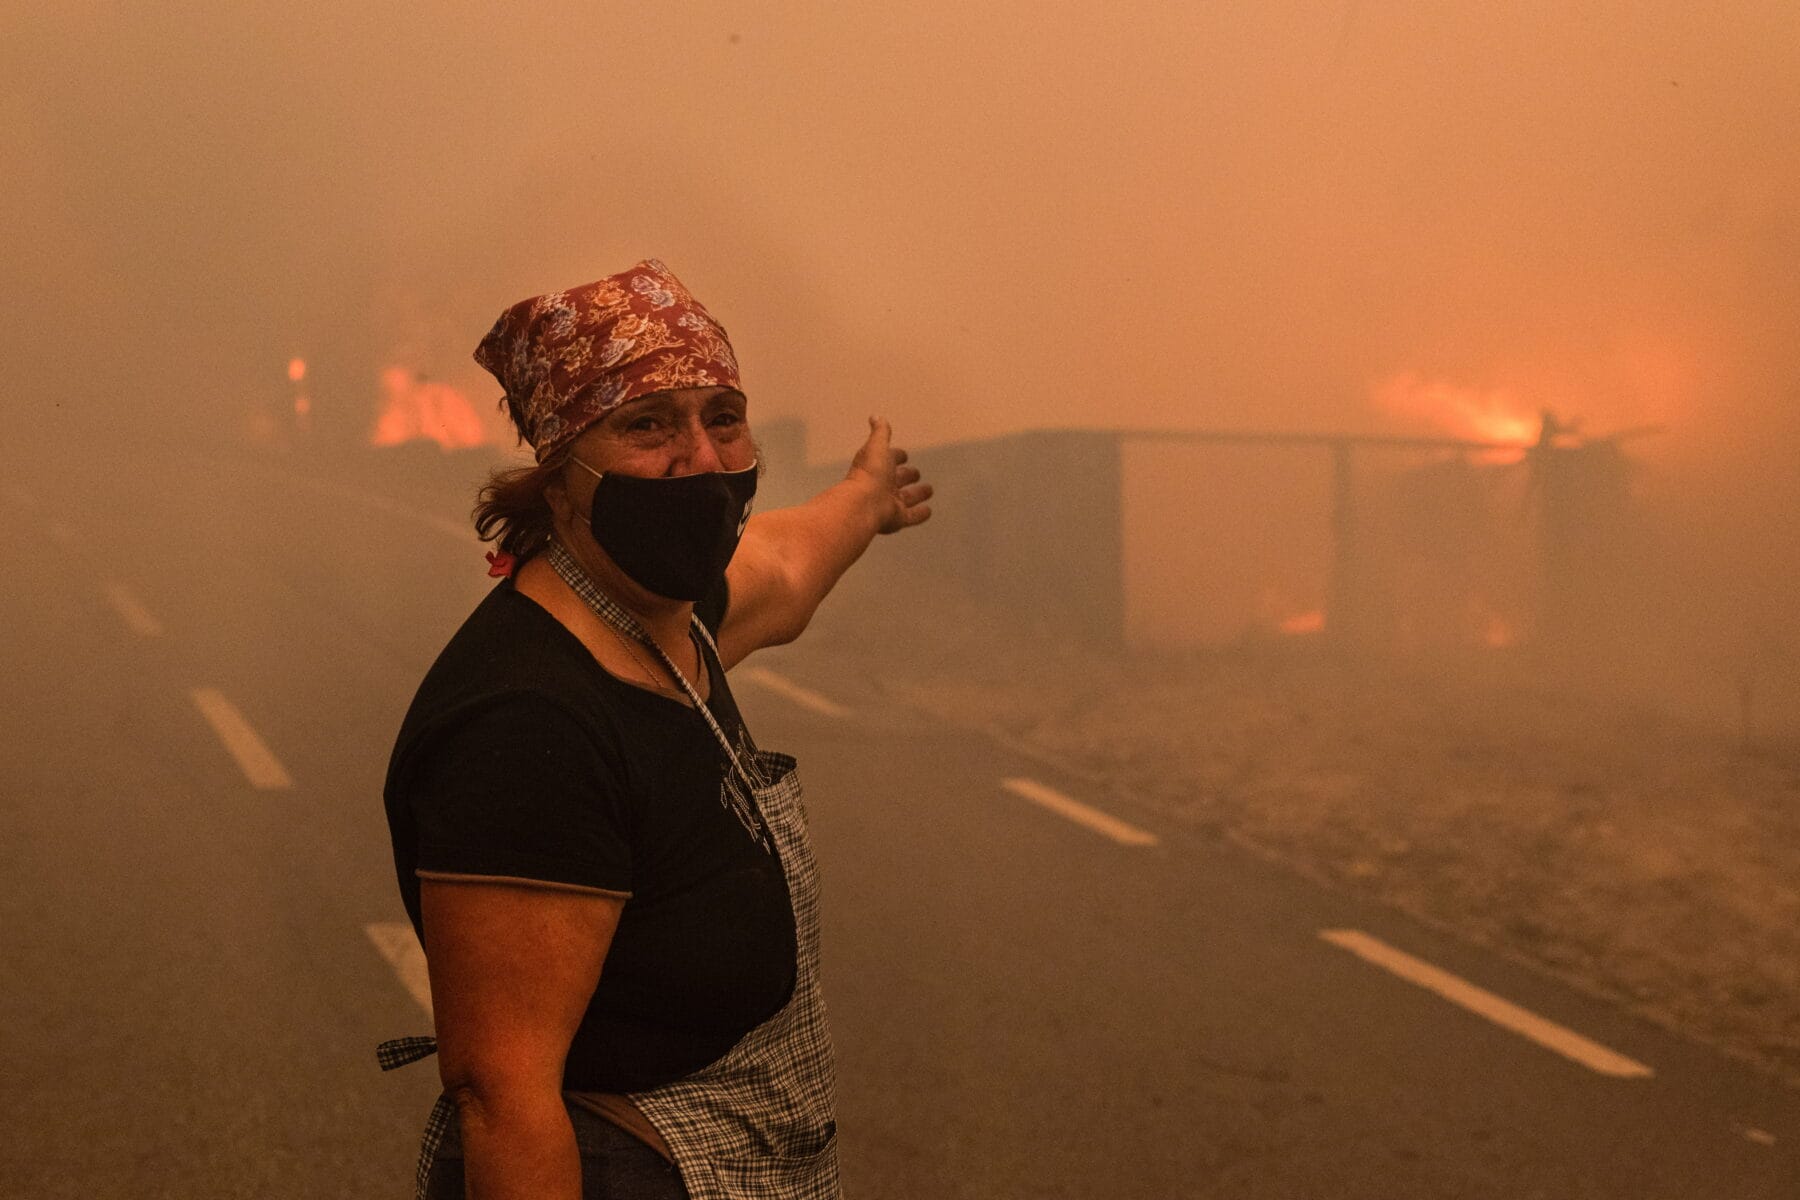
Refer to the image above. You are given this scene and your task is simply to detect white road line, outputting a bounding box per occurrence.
[737,666,852,718]
[1744,1127,1777,1147]
[1319,929,1654,1079]
[365,922,435,1018]
[189,687,294,790]
[104,582,166,637]
[1001,777,1160,847]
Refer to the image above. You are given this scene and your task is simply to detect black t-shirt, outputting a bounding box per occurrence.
[382,568,798,1093]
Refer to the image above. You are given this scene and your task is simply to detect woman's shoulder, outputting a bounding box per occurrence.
[392,584,615,756]
[447,577,600,681]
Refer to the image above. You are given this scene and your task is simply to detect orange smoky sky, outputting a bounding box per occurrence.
[3,3,1796,503]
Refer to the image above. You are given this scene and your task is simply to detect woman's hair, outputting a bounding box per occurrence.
[472,451,569,558]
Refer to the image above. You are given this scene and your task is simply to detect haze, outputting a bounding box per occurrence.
[5,0,1796,679]
[7,4,1800,1193]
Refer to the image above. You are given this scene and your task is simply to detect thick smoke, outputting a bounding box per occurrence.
[5,1,1796,724]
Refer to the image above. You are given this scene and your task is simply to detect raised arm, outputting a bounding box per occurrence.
[717,417,933,668]
[422,880,625,1200]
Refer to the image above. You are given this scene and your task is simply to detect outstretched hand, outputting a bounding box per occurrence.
[849,416,934,535]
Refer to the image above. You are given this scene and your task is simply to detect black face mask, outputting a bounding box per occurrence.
[572,459,758,601]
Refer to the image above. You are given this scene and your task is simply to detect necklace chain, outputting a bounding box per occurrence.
[603,621,701,701]
[541,540,704,700]
[543,538,773,853]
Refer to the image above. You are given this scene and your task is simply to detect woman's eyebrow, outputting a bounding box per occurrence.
[609,394,678,423]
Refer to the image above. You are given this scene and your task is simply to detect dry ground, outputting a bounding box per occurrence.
[815,584,1800,1088]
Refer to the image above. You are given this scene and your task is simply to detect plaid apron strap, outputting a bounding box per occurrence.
[376,1037,450,1200]
[376,1035,438,1070]
[545,538,775,850]
[408,1091,456,1200]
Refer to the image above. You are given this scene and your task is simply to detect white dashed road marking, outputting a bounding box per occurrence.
[189,687,294,790]
[366,922,435,1018]
[1319,929,1654,1079]
[1001,777,1160,847]
[104,582,166,637]
[737,666,852,719]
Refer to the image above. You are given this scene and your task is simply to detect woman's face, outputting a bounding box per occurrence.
[545,386,756,534]
[571,386,755,479]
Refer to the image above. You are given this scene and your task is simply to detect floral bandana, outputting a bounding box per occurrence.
[473,259,742,463]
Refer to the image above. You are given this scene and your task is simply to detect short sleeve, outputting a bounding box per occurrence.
[408,695,633,896]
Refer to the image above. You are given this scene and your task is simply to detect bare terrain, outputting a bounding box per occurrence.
[816,579,1800,1090]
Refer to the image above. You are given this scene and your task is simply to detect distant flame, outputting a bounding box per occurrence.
[1465,595,1522,650]
[1256,587,1327,637]
[371,367,490,451]
[1373,373,1538,452]
[287,357,307,383]
[1279,609,1326,636]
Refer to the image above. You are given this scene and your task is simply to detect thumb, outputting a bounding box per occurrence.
[864,414,892,454]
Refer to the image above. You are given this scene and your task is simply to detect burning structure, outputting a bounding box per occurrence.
[851,410,1662,677]
[369,366,494,452]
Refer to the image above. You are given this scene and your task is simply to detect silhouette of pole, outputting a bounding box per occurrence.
[1326,439,1359,650]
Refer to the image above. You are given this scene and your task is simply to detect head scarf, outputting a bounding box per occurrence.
[473,259,741,463]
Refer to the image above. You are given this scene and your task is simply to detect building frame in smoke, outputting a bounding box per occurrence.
[803,417,1657,664]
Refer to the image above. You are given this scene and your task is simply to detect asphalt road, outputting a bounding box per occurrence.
[3,440,1795,1198]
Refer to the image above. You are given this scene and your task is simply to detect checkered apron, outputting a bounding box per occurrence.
[379,541,839,1199]
[623,747,837,1200]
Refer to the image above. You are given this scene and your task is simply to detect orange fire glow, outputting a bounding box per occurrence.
[1372,373,1539,453]
[287,357,307,383]
[1279,609,1326,636]
[371,367,490,451]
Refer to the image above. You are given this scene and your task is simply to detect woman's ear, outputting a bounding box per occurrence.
[543,462,573,524]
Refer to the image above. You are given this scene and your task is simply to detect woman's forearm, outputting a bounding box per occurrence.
[738,475,887,645]
[764,474,887,598]
[453,1083,583,1200]
[722,419,929,659]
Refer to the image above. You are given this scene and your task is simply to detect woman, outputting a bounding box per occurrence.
[380,259,932,1200]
